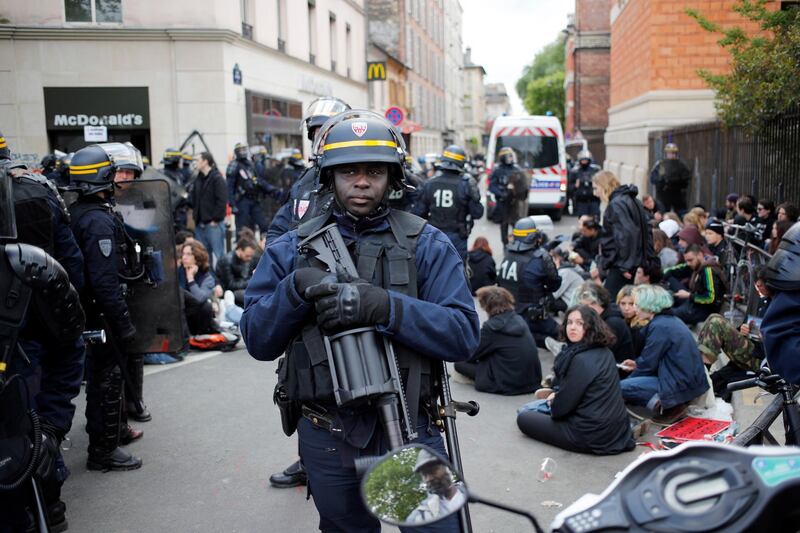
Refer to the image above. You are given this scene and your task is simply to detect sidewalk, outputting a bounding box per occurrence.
[731,388,786,445]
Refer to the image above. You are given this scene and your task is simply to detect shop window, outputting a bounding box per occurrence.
[65,0,121,23]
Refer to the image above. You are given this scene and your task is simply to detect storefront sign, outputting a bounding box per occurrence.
[84,125,108,142]
[233,64,243,86]
[44,87,150,130]
[367,62,387,81]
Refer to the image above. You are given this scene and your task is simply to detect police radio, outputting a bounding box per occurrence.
[298,223,417,450]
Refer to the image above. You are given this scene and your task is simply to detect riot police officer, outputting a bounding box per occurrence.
[497,216,562,347]
[160,147,191,231]
[0,164,86,531]
[228,142,278,235]
[568,149,601,217]
[265,97,352,243]
[385,154,422,213]
[68,143,143,471]
[161,147,185,184]
[490,147,528,246]
[649,142,691,214]
[241,111,479,531]
[413,145,484,260]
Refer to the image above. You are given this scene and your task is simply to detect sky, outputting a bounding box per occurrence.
[460,0,573,115]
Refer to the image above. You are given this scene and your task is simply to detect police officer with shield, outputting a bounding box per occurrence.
[649,143,691,214]
[241,111,479,531]
[413,145,484,261]
[69,143,144,471]
[497,217,562,347]
[489,147,528,246]
[228,142,278,235]
[266,97,352,243]
[568,150,601,217]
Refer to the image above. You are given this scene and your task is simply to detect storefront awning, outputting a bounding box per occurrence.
[401,120,422,134]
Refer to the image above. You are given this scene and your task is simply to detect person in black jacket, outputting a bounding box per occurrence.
[593,170,658,299]
[191,152,228,267]
[571,281,634,363]
[517,305,635,455]
[454,286,541,395]
[467,236,496,294]
[215,236,258,306]
[569,217,600,272]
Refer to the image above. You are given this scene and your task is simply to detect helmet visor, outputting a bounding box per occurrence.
[100,142,144,175]
[0,164,17,241]
[304,97,351,122]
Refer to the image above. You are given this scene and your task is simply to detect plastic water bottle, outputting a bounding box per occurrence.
[537,457,557,482]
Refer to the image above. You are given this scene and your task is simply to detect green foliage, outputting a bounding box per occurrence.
[515,35,566,100]
[362,448,427,523]
[523,71,566,124]
[686,0,800,133]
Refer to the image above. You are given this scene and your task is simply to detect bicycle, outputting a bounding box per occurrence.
[726,367,800,446]
[720,222,772,323]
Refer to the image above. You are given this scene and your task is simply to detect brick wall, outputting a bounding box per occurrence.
[577,0,612,31]
[611,0,770,107]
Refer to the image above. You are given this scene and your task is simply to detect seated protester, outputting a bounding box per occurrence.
[658,218,681,251]
[178,240,221,335]
[641,194,664,223]
[676,225,710,258]
[755,199,776,244]
[619,285,709,419]
[634,263,663,286]
[454,287,541,395]
[467,237,496,294]
[703,219,728,262]
[715,193,739,221]
[571,282,634,364]
[682,209,705,234]
[653,228,679,269]
[550,248,586,313]
[767,219,793,256]
[777,202,799,224]
[761,222,800,385]
[215,237,258,307]
[570,217,600,272]
[617,285,647,357]
[663,244,725,326]
[732,196,764,247]
[517,305,635,455]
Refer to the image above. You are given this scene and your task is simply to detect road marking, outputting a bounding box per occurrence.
[143,350,224,376]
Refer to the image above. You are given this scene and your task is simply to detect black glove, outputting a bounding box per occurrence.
[293,267,332,300]
[305,272,390,331]
[115,314,137,344]
[36,424,61,482]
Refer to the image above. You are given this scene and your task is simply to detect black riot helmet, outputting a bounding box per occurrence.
[288,148,305,168]
[162,147,182,166]
[508,215,554,252]
[577,149,593,165]
[764,221,800,292]
[438,145,467,172]
[498,146,516,166]
[0,132,10,161]
[0,163,17,242]
[314,110,407,191]
[40,153,57,172]
[303,96,351,142]
[234,142,250,161]
[70,142,143,195]
[101,142,144,179]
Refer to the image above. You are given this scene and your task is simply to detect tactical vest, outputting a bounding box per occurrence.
[12,174,55,255]
[280,209,433,418]
[425,172,466,234]
[497,248,545,310]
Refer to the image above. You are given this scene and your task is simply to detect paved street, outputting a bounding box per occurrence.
[61,211,646,533]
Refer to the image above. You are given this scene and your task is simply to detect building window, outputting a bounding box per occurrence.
[308,1,317,64]
[329,12,337,73]
[241,0,253,39]
[277,0,288,51]
[65,0,121,23]
[345,23,352,78]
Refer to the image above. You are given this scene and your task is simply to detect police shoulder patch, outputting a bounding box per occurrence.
[98,239,113,257]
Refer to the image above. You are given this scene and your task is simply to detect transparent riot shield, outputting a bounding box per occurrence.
[113,179,184,354]
[141,166,188,214]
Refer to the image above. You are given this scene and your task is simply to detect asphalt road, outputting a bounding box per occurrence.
[61,211,645,532]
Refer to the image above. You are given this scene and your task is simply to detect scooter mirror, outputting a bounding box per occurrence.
[360,444,467,528]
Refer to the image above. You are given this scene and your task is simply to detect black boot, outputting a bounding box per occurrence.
[126,402,152,423]
[126,354,152,422]
[269,460,307,488]
[87,446,143,471]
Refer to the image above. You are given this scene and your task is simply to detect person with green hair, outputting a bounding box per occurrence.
[618,284,709,421]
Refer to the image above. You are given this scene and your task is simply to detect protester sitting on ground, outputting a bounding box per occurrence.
[663,244,725,326]
[215,237,258,307]
[732,196,763,245]
[703,219,728,262]
[716,193,739,221]
[697,266,771,400]
[777,202,799,223]
[641,194,664,223]
[453,287,541,395]
[633,263,663,286]
[516,305,635,455]
[467,237,496,294]
[756,199,776,244]
[570,217,600,272]
[682,208,706,234]
[571,282,634,363]
[676,225,710,257]
[550,249,586,313]
[618,285,709,421]
[767,219,793,255]
[617,285,646,357]
[178,240,221,335]
[662,211,683,228]
[652,228,679,269]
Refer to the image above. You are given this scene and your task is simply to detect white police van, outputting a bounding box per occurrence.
[486,115,568,220]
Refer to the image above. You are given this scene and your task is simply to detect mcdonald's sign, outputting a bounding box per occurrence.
[367,61,387,81]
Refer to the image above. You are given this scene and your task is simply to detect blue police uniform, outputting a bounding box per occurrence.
[413,170,484,261]
[266,166,329,243]
[227,157,276,234]
[241,209,479,532]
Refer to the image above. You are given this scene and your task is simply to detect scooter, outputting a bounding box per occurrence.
[359,442,800,532]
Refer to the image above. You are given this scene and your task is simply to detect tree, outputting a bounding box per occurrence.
[686,0,800,133]
[516,35,566,122]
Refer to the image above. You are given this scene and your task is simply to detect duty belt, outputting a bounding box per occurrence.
[301,404,335,432]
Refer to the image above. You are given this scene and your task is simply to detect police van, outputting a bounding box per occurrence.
[486,115,568,220]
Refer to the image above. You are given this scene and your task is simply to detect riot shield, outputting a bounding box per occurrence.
[113,179,184,354]
[142,166,188,213]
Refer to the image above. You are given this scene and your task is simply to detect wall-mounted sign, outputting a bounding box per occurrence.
[233,63,243,85]
[44,87,150,130]
[367,61,387,81]
[384,106,405,126]
[84,125,108,142]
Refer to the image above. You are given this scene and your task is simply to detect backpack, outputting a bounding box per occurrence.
[189,331,240,352]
